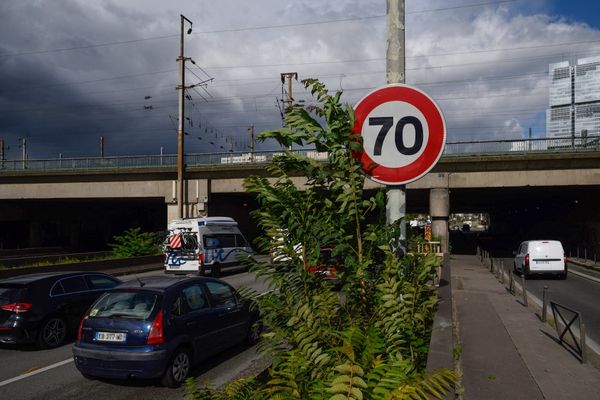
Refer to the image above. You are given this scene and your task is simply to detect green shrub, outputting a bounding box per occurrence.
[109,228,158,257]
[186,79,454,399]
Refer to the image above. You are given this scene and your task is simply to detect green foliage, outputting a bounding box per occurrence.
[185,79,454,399]
[108,227,159,257]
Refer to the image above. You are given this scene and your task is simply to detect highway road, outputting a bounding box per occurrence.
[499,257,600,349]
[0,270,269,400]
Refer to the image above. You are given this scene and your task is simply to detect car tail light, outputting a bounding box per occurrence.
[77,316,88,342]
[198,252,204,265]
[524,254,529,267]
[147,309,164,345]
[564,254,568,265]
[0,302,33,313]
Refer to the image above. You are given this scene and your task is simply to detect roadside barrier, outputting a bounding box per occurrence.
[550,302,587,364]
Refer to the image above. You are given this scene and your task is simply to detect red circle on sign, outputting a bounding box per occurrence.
[352,84,446,185]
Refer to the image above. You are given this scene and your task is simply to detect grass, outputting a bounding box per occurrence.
[0,254,121,270]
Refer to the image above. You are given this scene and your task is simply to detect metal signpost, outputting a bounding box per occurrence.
[352,85,447,255]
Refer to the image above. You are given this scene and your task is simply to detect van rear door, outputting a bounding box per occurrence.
[529,241,564,272]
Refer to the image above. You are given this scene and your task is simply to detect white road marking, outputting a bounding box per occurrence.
[0,358,73,388]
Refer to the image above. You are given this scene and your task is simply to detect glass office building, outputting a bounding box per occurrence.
[547,57,600,146]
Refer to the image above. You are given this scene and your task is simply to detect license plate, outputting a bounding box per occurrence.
[95,331,126,342]
[536,260,549,264]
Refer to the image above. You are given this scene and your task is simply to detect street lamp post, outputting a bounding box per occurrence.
[177,14,193,219]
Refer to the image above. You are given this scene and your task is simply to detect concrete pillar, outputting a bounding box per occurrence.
[430,188,450,253]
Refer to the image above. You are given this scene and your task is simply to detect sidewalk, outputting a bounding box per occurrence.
[451,254,600,400]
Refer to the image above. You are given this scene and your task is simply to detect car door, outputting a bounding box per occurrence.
[205,281,247,349]
[55,276,95,325]
[515,242,527,270]
[169,283,221,361]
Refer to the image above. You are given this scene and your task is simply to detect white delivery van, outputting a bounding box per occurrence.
[513,240,567,279]
[163,217,253,276]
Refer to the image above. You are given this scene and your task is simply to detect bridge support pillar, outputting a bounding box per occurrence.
[430,188,449,253]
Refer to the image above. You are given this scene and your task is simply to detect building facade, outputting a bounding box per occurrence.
[547,56,600,147]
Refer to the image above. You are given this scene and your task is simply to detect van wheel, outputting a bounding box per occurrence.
[162,348,191,388]
[37,316,67,349]
[559,272,567,280]
[212,263,221,278]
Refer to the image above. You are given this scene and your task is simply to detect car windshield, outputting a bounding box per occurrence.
[0,286,25,306]
[88,291,158,320]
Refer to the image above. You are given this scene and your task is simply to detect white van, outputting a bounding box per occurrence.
[513,240,567,279]
[163,217,253,276]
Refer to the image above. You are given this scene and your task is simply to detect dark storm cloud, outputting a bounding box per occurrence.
[1,1,600,159]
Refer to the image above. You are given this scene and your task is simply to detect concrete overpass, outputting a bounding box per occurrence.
[1,142,599,253]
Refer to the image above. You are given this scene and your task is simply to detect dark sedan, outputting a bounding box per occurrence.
[72,276,260,387]
[0,272,121,348]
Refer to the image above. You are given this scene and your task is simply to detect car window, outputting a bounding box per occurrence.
[86,275,120,290]
[204,234,236,248]
[206,281,237,308]
[182,284,208,311]
[50,282,65,296]
[89,291,158,320]
[235,234,248,247]
[60,276,89,294]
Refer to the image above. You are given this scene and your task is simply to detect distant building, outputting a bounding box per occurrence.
[547,57,600,147]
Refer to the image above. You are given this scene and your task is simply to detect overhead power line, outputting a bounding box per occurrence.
[0,0,518,58]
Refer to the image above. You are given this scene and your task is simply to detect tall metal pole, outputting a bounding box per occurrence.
[177,15,192,219]
[21,138,27,169]
[99,135,104,158]
[249,124,255,161]
[386,0,406,252]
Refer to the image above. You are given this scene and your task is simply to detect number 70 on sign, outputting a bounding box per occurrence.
[352,84,446,185]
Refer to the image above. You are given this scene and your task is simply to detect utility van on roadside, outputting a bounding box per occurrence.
[513,240,567,279]
[163,217,253,277]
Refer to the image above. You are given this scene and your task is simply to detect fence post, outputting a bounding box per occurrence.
[521,272,528,307]
[542,286,549,322]
[500,260,505,284]
[580,321,587,364]
[509,271,514,293]
[490,257,494,272]
[584,247,587,261]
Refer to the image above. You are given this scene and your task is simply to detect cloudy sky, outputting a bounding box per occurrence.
[1,0,600,159]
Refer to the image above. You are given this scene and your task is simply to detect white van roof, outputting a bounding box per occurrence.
[169,216,238,227]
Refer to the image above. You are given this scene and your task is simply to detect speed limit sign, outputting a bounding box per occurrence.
[352,84,446,185]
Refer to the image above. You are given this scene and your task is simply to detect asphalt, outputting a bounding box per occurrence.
[452,255,600,400]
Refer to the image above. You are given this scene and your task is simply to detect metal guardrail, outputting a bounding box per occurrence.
[0,136,599,172]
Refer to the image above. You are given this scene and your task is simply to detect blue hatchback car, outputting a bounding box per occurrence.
[72,276,260,387]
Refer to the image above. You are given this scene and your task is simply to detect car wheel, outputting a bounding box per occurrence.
[247,320,262,345]
[162,348,191,388]
[37,316,67,349]
[559,272,567,280]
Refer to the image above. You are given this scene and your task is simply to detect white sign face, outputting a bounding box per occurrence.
[361,101,429,169]
[352,84,446,185]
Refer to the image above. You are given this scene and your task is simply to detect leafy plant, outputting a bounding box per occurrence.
[108,227,159,257]
[186,79,454,399]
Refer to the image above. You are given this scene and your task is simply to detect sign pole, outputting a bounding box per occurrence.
[386,0,406,255]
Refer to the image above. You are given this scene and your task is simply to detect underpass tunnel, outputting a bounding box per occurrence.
[448,186,600,257]
[0,198,166,251]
